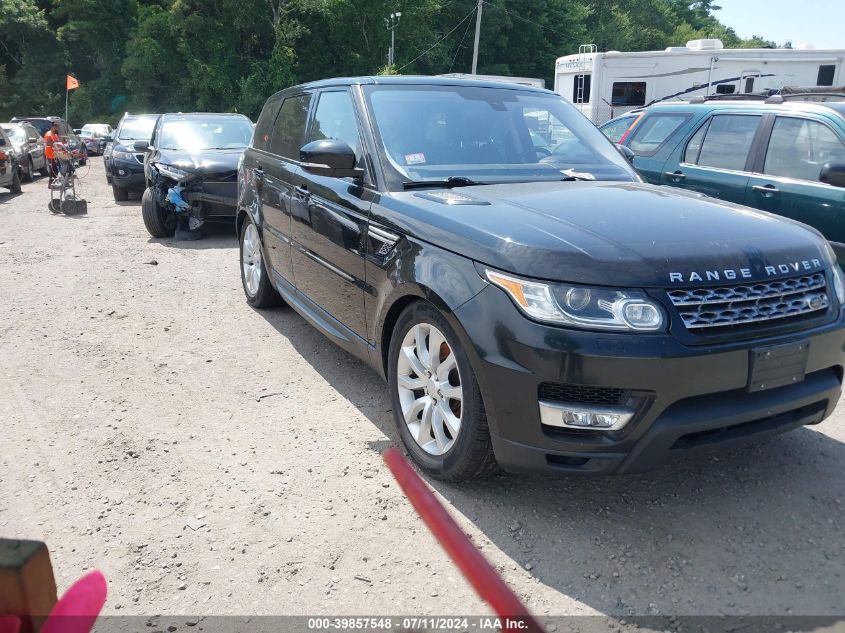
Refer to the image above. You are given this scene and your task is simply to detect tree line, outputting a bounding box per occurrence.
[0,0,781,125]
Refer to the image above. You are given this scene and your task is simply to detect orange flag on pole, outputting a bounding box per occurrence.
[66,75,79,90]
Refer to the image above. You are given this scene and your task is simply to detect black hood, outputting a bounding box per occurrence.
[375,181,831,288]
[154,148,243,179]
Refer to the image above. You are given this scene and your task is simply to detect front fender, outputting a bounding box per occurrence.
[367,237,487,378]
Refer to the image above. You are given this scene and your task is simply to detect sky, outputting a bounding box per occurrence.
[714,0,845,49]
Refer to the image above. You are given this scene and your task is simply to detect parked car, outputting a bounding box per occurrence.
[79,130,106,155]
[104,113,158,201]
[237,76,845,481]
[139,112,253,237]
[598,110,643,143]
[1,122,48,181]
[620,98,845,261]
[10,116,71,138]
[0,127,22,193]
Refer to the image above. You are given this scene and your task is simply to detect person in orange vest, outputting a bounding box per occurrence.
[44,122,61,185]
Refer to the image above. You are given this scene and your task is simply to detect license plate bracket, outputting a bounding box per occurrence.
[748,341,809,392]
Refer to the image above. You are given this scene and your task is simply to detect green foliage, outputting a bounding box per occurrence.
[0,0,782,124]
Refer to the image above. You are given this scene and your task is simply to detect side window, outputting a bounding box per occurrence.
[611,82,646,107]
[269,94,312,160]
[716,84,736,95]
[572,74,591,103]
[627,113,690,156]
[817,65,835,86]
[600,117,634,143]
[763,117,845,182]
[0,132,6,147]
[683,120,709,164]
[694,114,761,171]
[306,91,361,158]
[252,96,282,152]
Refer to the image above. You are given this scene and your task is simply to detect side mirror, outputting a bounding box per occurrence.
[300,139,363,179]
[616,143,636,163]
[74,129,82,134]
[134,140,150,152]
[820,162,845,188]
[103,135,113,142]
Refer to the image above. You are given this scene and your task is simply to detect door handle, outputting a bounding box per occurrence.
[752,184,779,197]
[664,170,686,182]
[254,166,264,178]
[294,185,310,200]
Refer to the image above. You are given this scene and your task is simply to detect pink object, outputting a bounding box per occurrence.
[40,571,107,633]
[0,616,21,633]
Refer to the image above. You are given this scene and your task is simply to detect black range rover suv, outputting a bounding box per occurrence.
[238,76,845,481]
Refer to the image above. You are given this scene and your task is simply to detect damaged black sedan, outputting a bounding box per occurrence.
[138,112,253,238]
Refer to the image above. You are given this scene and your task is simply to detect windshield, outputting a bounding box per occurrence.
[82,124,109,134]
[158,116,253,151]
[1,126,26,144]
[80,130,97,138]
[118,117,157,142]
[364,84,637,188]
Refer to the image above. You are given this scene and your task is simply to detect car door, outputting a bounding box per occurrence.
[260,93,312,285]
[291,88,371,340]
[659,112,765,204]
[26,125,46,169]
[0,130,12,187]
[745,114,845,247]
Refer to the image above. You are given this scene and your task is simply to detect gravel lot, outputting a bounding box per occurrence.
[1,158,844,619]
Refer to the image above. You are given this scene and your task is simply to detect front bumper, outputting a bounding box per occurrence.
[110,158,146,192]
[453,284,845,475]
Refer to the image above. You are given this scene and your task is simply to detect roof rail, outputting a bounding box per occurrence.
[765,92,845,103]
[689,93,769,103]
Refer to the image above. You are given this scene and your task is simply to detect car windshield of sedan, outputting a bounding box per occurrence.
[1,126,26,144]
[365,84,637,187]
[118,117,157,141]
[158,116,253,151]
[79,130,97,138]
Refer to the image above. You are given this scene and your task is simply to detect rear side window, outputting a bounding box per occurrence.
[269,94,312,160]
[687,114,761,171]
[627,112,690,155]
[764,117,845,182]
[600,116,636,143]
[252,96,282,152]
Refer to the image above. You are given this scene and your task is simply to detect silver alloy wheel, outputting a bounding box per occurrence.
[397,323,463,455]
[242,222,263,297]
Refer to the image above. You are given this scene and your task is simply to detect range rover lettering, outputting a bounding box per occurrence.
[237,76,845,481]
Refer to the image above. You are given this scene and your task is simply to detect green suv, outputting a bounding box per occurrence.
[622,98,845,261]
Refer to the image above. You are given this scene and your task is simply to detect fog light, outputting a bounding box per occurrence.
[118,169,126,176]
[539,400,634,431]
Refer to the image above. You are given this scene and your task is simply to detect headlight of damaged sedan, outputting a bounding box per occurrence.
[112,150,135,160]
[486,269,665,331]
[156,164,190,180]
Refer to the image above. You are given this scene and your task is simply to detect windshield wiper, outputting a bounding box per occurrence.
[402,176,485,190]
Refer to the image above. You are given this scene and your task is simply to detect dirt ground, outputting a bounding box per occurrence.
[1,158,844,619]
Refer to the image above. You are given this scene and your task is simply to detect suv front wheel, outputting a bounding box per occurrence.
[388,302,497,481]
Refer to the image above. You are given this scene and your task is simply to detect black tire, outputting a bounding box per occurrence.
[112,185,129,202]
[388,301,498,481]
[22,157,34,183]
[239,216,281,308]
[9,167,21,194]
[141,187,175,238]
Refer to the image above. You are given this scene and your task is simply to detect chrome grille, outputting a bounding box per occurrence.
[667,273,829,330]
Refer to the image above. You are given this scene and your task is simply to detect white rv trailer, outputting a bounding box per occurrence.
[555,40,845,123]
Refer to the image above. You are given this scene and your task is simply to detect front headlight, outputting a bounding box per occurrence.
[112,150,135,160]
[832,263,845,305]
[156,164,190,180]
[485,269,665,331]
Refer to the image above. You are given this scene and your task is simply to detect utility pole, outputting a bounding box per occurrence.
[384,11,402,67]
[471,0,483,74]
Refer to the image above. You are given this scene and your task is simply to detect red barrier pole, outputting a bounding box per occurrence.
[383,448,544,633]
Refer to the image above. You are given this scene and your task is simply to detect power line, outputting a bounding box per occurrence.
[480,0,569,38]
[397,5,478,72]
[449,5,477,72]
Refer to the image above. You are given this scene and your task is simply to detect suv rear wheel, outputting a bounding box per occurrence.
[141,187,175,237]
[239,216,281,308]
[9,167,21,194]
[388,302,497,481]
